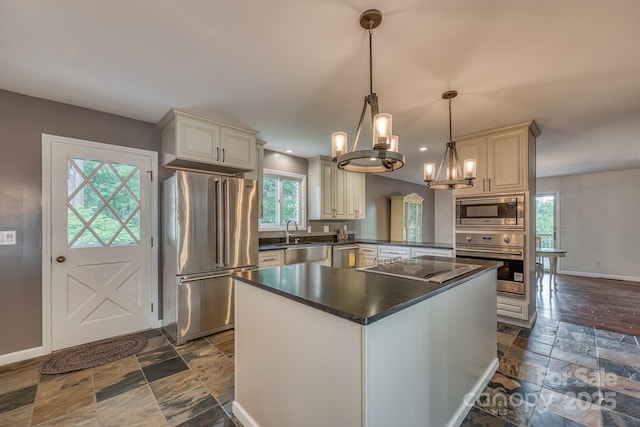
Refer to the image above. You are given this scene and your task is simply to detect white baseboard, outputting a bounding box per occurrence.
[0,346,49,367]
[448,357,499,427]
[560,270,640,284]
[232,400,261,427]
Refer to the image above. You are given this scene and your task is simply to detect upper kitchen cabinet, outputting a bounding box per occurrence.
[455,121,539,196]
[346,171,366,220]
[308,157,366,220]
[159,109,257,174]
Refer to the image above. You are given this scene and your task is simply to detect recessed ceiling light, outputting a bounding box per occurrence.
[419,147,428,152]
[285,149,293,153]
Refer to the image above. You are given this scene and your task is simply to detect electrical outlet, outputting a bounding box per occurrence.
[595,260,601,267]
[0,231,17,245]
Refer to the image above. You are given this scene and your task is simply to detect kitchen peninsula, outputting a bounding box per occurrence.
[232,256,501,427]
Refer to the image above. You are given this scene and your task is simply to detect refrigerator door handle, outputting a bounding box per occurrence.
[216,178,224,268]
[224,179,230,267]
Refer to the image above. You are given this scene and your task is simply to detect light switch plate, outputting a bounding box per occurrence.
[0,230,17,245]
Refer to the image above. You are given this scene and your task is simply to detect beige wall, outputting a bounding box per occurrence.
[0,89,159,357]
[537,168,640,281]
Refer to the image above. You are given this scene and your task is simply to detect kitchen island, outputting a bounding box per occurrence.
[232,256,500,427]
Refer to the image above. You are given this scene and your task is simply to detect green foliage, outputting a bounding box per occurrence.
[536,196,554,248]
[261,176,278,225]
[67,159,140,247]
[260,174,301,227]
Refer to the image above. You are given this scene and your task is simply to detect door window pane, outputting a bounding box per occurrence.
[67,157,141,248]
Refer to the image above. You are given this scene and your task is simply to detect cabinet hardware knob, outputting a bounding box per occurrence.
[56,256,66,263]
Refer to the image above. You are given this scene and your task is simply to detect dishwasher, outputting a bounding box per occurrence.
[332,245,359,269]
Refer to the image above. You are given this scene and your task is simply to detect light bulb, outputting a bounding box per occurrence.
[423,163,435,182]
[447,167,458,180]
[332,132,347,158]
[389,135,399,152]
[463,159,476,179]
[372,113,392,148]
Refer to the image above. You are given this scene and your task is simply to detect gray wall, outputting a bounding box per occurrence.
[261,150,436,241]
[353,174,435,241]
[536,169,640,281]
[264,149,307,175]
[0,89,159,357]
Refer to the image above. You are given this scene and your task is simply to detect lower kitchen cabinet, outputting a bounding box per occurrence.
[497,295,528,321]
[410,247,454,258]
[259,250,284,267]
[377,245,410,261]
[358,244,378,268]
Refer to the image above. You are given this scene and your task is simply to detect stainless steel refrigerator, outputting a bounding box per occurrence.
[162,170,258,344]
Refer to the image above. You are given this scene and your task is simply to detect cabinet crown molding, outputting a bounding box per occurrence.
[158,108,258,135]
[455,120,540,141]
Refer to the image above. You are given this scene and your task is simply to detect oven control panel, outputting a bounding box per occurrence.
[456,233,524,248]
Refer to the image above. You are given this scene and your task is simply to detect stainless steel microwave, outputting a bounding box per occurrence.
[456,195,524,228]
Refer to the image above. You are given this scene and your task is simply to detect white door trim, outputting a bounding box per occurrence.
[41,134,158,355]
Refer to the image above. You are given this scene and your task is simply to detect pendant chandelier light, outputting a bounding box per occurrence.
[423,90,476,189]
[331,9,405,173]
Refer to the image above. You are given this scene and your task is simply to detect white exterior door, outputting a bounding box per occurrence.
[46,135,156,351]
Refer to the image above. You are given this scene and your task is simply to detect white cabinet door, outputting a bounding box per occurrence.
[177,116,221,163]
[334,168,347,219]
[497,295,528,320]
[353,173,366,219]
[221,127,256,170]
[410,248,453,258]
[455,125,532,196]
[377,245,410,260]
[487,129,527,193]
[320,160,335,219]
[259,250,284,267]
[357,244,377,268]
[309,158,366,220]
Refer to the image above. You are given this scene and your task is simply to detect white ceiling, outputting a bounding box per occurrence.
[2,0,640,184]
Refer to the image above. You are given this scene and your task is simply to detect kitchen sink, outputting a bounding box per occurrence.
[283,244,331,265]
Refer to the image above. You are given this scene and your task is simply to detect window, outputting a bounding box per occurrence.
[260,169,306,230]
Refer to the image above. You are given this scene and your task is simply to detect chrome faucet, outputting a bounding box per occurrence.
[285,219,299,244]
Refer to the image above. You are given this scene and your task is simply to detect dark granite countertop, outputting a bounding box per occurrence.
[259,240,453,251]
[233,256,500,325]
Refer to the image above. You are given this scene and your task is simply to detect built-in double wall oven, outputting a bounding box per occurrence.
[455,193,527,296]
[455,232,526,297]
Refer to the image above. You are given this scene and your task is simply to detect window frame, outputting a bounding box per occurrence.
[259,169,306,231]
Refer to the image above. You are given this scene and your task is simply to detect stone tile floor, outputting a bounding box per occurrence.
[462,319,640,427]
[1,320,639,426]
[0,328,239,426]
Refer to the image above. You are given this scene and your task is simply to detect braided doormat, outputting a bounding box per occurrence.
[40,334,147,375]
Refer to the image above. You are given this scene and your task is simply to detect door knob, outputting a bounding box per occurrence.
[55,256,66,263]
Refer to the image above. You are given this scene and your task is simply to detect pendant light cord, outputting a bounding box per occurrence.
[448,98,453,143]
[368,28,373,95]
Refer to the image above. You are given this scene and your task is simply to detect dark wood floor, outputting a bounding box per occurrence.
[536,272,640,334]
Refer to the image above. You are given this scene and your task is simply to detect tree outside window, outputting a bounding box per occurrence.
[260,170,306,229]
